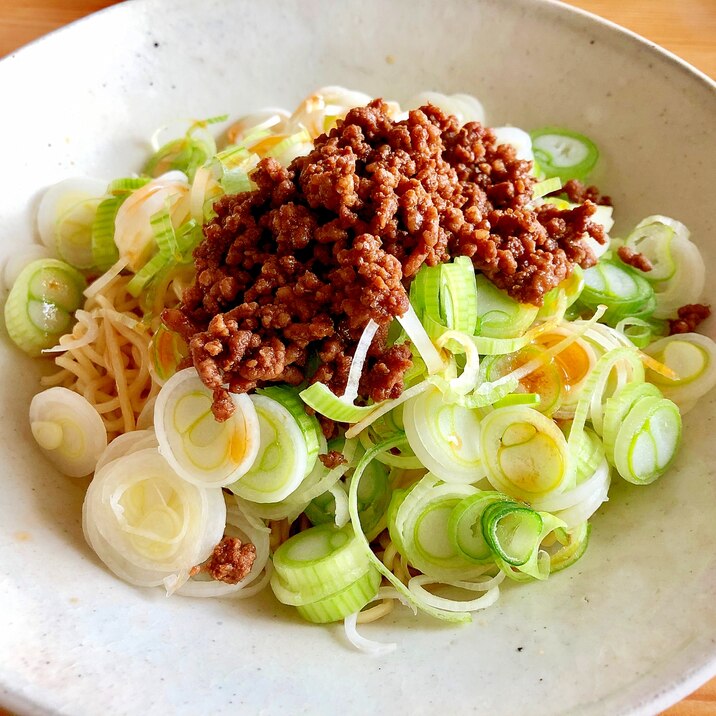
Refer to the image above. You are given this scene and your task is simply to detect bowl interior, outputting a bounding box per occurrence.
[1,1,715,714]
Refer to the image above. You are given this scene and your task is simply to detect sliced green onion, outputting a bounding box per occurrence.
[126,251,171,297]
[149,325,188,385]
[530,127,599,182]
[548,522,590,573]
[229,393,311,503]
[474,274,539,339]
[37,177,107,269]
[440,257,479,335]
[612,396,682,485]
[29,387,107,477]
[270,523,380,623]
[299,382,377,422]
[154,367,260,488]
[481,500,544,566]
[150,204,180,259]
[145,120,218,181]
[483,345,564,417]
[396,304,446,375]
[108,177,151,195]
[644,333,716,410]
[389,473,488,582]
[578,260,656,325]
[257,385,321,476]
[403,385,487,484]
[91,195,124,270]
[602,383,663,465]
[448,491,512,563]
[480,406,570,501]
[614,316,664,349]
[348,435,472,623]
[624,217,677,282]
[532,177,562,199]
[537,267,584,322]
[4,258,86,356]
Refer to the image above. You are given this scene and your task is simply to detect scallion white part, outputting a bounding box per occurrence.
[396,303,445,374]
[229,393,310,503]
[343,319,379,404]
[29,387,107,477]
[154,368,260,488]
[94,428,159,474]
[480,406,570,501]
[645,333,716,410]
[407,572,504,612]
[403,386,487,484]
[82,447,226,589]
[36,177,108,269]
[492,126,534,163]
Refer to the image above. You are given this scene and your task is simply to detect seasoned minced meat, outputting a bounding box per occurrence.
[669,304,711,335]
[190,537,257,585]
[617,245,653,272]
[164,100,605,419]
[550,178,613,206]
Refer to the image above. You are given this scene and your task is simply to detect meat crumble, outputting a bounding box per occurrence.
[164,100,606,419]
[617,245,653,272]
[190,537,257,584]
[669,303,711,335]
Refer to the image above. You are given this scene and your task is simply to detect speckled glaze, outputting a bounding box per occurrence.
[0,1,715,714]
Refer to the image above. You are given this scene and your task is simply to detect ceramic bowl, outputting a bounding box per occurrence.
[1,1,715,714]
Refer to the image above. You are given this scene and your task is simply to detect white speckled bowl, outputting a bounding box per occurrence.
[1,1,715,714]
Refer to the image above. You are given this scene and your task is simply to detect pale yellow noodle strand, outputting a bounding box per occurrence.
[102,315,135,434]
[356,598,396,624]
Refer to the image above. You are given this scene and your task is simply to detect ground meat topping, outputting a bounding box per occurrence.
[617,245,653,272]
[550,178,612,206]
[190,537,257,584]
[165,100,605,418]
[669,304,712,335]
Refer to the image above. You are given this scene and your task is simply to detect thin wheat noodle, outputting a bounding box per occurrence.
[102,314,135,434]
[356,597,396,624]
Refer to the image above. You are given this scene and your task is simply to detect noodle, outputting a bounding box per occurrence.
[40,275,158,441]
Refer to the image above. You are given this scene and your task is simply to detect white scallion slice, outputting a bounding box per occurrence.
[82,447,226,589]
[612,396,682,485]
[94,429,159,475]
[644,333,716,410]
[154,368,260,488]
[625,216,680,282]
[403,385,487,484]
[549,522,591,573]
[651,234,705,319]
[29,387,107,477]
[480,405,569,501]
[229,393,309,503]
[37,177,108,269]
